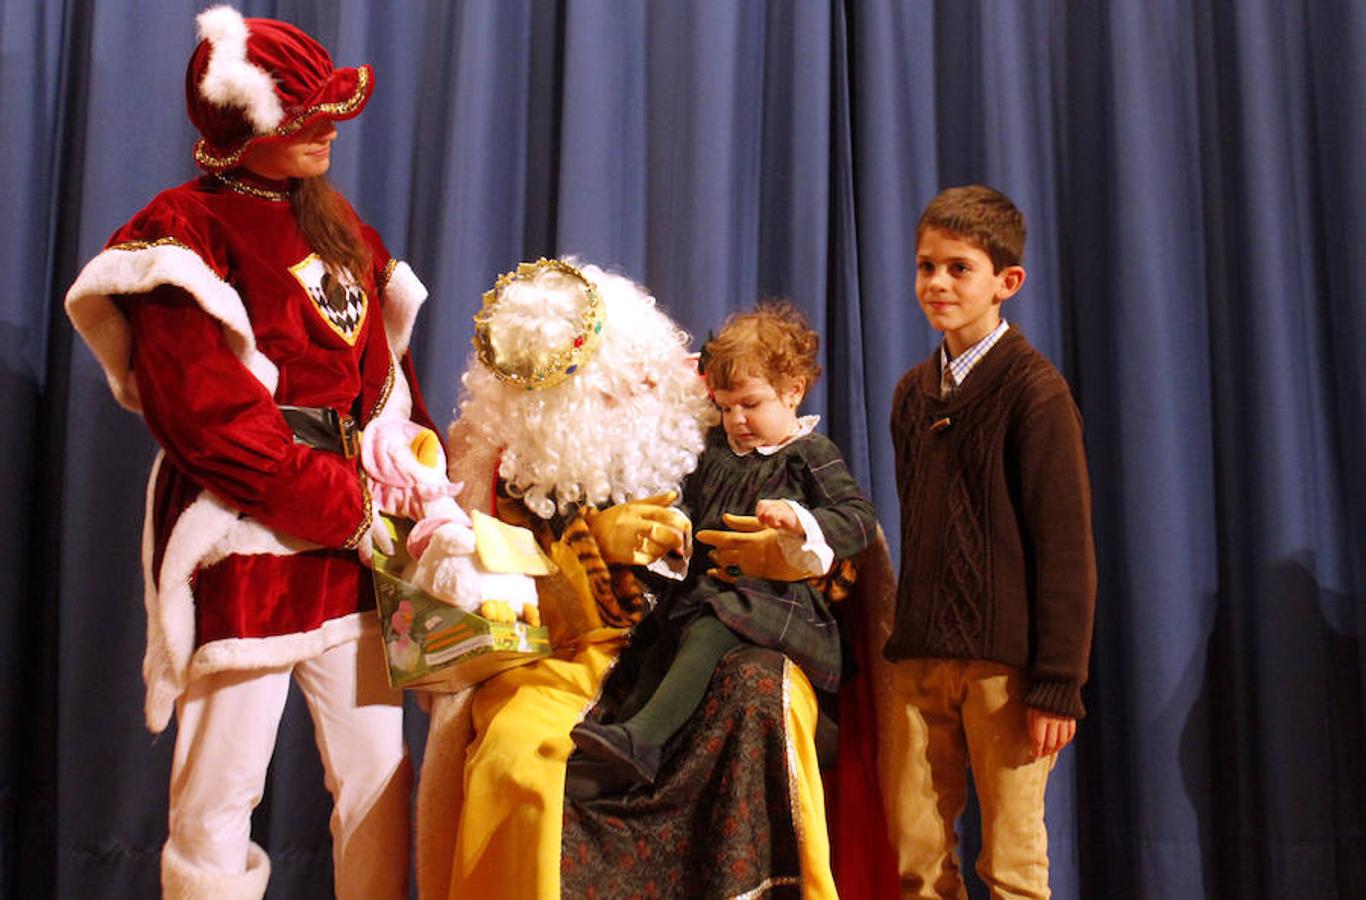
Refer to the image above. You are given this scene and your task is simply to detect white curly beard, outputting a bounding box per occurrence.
[449,262,717,521]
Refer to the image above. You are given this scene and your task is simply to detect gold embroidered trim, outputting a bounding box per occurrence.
[729,876,803,900]
[342,474,373,550]
[195,139,246,170]
[194,66,373,169]
[274,66,372,133]
[106,238,232,290]
[365,355,396,423]
[215,172,291,202]
[108,236,193,253]
[575,629,623,722]
[103,237,242,322]
[378,257,399,296]
[781,659,806,888]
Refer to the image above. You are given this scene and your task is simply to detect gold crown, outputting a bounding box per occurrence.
[473,258,606,391]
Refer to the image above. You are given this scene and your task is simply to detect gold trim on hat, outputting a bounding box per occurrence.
[194,139,247,170]
[274,65,372,138]
[194,65,373,170]
[472,258,605,392]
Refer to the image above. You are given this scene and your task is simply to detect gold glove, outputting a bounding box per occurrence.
[696,513,810,583]
[584,491,691,566]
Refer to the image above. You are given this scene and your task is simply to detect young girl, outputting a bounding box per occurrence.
[569,301,878,795]
[64,9,433,898]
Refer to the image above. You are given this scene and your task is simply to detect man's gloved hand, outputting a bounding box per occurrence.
[585,491,691,566]
[697,513,810,583]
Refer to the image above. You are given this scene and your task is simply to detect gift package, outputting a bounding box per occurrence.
[370,514,552,690]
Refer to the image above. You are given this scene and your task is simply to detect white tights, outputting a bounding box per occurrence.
[163,621,410,900]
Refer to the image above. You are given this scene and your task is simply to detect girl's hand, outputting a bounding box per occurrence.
[755,499,803,535]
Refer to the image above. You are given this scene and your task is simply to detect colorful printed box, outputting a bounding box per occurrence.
[370,515,551,690]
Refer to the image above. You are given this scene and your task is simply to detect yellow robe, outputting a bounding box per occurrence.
[447,634,834,899]
[420,509,836,899]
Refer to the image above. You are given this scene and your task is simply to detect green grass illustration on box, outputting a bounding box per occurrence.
[371,514,551,690]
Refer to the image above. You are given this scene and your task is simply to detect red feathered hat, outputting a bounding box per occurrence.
[185,5,374,171]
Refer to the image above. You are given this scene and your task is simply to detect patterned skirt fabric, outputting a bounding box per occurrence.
[562,646,804,899]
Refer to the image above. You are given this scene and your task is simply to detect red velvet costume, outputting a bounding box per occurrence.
[66,172,434,732]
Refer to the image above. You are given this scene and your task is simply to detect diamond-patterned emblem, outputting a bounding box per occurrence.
[289,253,368,345]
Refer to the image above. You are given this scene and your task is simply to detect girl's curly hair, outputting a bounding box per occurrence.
[703,299,821,393]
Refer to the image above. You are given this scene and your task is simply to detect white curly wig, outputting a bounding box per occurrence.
[449,260,718,520]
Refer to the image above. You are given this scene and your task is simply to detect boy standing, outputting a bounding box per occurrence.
[881,184,1096,899]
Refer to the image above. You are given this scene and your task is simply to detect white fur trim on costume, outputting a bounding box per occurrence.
[144,484,249,729]
[142,471,387,730]
[141,453,178,730]
[202,515,318,568]
[65,242,278,411]
[382,261,427,357]
[142,475,327,732]
[188,611,367,683]
[196,5,284,133]
[162,838,270,900]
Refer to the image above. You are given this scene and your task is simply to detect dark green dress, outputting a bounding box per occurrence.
[667,425,878,692]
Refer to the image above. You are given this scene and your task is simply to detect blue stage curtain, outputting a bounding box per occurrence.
[2,1,1361,898]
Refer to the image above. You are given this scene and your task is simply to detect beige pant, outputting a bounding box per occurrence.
[878,659,1057,900]
[164,621,411,900]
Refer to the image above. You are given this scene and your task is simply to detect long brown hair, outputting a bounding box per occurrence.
[292,176,373,283]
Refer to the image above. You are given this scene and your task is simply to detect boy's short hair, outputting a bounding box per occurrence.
[703,300,821,393]
[917,184,1026,273]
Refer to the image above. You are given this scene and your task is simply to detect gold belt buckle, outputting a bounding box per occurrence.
[339,413,360,459]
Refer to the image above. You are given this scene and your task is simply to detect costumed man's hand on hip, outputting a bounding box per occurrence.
[697,514,811,583]
[586,491,691,565]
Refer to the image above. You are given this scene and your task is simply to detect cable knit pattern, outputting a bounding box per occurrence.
[885,327,1096,718]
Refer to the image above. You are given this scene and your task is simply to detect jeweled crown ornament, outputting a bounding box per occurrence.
[473,258,605,391]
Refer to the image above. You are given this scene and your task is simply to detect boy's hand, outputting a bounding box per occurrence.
[755,499,803,535]
[1026,708,1076,758]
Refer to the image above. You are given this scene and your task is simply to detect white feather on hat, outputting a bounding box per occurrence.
[195,5,284,133]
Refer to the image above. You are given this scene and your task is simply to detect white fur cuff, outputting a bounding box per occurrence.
[382,261,428,357]
[65,241,278,411]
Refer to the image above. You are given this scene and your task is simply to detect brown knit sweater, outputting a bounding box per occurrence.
[885,327,1097,718]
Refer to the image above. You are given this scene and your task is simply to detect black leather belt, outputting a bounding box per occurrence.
[280,405,360,458]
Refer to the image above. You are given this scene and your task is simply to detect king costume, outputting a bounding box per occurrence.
[416,261,851,900]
